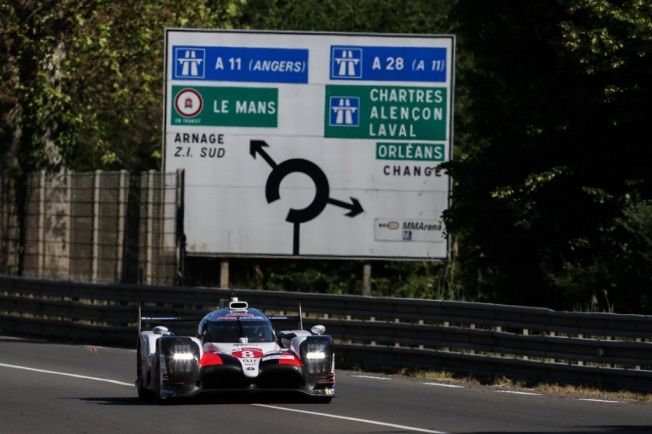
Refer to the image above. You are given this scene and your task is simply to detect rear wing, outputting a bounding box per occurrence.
[137,301,306,333]
[267,302,304,330]
[137,303,203,334]
[268,315,302,331]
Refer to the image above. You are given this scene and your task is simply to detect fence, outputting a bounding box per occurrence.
[0,170,182,285]
[1,275,651,392]
[0,175,19,275]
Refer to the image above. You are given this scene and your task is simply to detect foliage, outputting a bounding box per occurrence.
[370,260,460,300]
[1,0,651,311]
[551,199,652,312]
[0,0,239,174]
[232,0,454,33]
[447,0,652,312]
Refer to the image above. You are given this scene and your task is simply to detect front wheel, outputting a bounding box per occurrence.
[136,379,152,400]
[136,363,153,401]
[136,342,152,400]
[152,344,169,404]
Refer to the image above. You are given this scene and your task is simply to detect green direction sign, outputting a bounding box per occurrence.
[172,85,277,127]
[376,142,445,162]
[324,85,447,141]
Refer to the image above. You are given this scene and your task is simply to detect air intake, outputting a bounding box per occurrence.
[229,297,248,311]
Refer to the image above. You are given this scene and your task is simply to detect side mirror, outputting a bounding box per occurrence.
[153,326,169,334]
[310,325,326,335]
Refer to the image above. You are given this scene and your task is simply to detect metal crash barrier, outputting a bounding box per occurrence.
[1,275,652,392]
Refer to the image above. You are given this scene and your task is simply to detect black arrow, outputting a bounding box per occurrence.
[250,140,277,169]
[250,139,365,255]
[327,197,364,217]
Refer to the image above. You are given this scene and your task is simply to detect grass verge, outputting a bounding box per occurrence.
[398,369,652,403]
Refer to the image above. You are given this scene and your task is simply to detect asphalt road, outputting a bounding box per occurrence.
[1,336,651,434]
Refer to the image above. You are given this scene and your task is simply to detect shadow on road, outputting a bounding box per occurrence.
[462,428,652,434]
[81,391,331,406]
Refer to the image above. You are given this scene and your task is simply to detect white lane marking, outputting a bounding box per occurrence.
[0,361,446,432]
[352,375,392,380]
[496,390,541,396]
[424,382,464,389]
[0,362,134,387]
[0,363,448,434]
[252,404,448,434]
[578,398,621,403]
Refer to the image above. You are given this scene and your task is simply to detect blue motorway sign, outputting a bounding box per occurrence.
[330,46,447,82]
[328,97,360,127]
[173,46,309,83]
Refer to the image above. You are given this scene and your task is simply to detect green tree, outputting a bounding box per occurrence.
[0,0,239,275]
[1,1,74,176]
[0,0,238,175]
[447,0,652,311]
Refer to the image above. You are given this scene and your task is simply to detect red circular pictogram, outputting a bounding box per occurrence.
[174,88,203,118]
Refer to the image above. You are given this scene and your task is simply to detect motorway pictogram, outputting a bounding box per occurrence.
[250,140,363,255]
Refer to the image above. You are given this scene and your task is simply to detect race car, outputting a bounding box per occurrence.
[135,297,335,402]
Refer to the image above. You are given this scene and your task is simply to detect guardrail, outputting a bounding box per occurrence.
[1,275,652,392]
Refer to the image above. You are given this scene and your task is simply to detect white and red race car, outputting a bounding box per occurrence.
[136,298,335,402]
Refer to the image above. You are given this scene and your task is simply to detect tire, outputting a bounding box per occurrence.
[137,380,152,400]
[154,351,162,402]
[153,343,167,404]
[136,341,153,401]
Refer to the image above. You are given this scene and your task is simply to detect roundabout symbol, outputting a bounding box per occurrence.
[250,140,364,255]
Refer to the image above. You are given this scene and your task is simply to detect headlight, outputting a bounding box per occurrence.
[161,339,200,378]
[301,336,332,375]
[172,352,196,361]
[306,351,326,360]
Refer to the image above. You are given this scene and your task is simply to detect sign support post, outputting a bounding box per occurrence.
[362,263,372,296]
[220,259,230,288]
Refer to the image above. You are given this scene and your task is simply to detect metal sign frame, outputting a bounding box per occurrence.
[163,29,454,260]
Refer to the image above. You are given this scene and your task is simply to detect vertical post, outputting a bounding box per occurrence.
[175,169,185,285]
[91,170,101,282]
[37,170,46,277]
[116,170,128,282]
[65,170,72,280]
[362,262,371,296]
[220,259,230,288]
[145,170,155,285]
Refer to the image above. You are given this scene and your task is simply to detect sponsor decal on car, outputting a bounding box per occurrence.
[262,353,297,362]
[232,348,264,359]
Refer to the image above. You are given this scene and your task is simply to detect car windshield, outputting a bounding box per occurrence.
[203,319,274,343]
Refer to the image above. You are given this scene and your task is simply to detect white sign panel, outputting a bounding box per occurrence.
[164,29,454,259]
